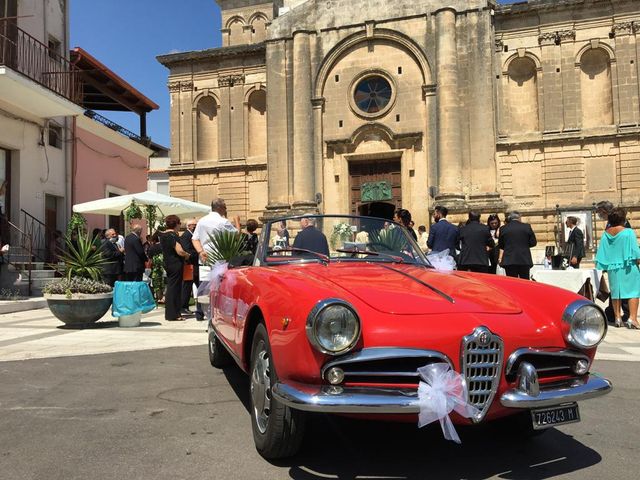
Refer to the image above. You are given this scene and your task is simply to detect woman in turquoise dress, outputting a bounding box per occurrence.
[595,207,640,329]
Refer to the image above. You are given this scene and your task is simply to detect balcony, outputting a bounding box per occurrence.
[0,19,83,118]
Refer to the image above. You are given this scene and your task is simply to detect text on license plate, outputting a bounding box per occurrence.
[531,403,580,430]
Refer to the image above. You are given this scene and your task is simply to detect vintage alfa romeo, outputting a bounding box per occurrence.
[207,214,612,458]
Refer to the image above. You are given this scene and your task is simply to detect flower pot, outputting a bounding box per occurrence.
[44,292,113,327]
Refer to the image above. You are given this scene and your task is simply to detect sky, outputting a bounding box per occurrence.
[70,0,222,149]
[70,0,519,151]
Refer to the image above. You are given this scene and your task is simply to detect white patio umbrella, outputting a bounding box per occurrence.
[73,190,210,217]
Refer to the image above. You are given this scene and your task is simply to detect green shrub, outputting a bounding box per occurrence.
[206,230,250,264]
[43,277,112,296]
[58,232,108,281]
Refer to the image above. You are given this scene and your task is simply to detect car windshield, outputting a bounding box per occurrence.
[258,215,432,267]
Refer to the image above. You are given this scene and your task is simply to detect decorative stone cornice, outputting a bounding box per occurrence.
[180,81,194,92]
[218,74,245,87]
[168,81,181,93]
[538,30,575,46]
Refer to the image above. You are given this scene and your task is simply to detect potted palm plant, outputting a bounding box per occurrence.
[43,232,113,327]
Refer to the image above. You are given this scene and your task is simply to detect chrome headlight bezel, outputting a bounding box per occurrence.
[306,299,361,356]
[562,299,607,349]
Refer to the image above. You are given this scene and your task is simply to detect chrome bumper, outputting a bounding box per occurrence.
[272,382,420,414]
[500,375,613,409]
[273,374,613,414]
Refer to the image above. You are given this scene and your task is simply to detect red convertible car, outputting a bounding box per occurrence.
[208,215,611,458]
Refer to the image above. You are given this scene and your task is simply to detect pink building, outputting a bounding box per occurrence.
[71,48,162,236]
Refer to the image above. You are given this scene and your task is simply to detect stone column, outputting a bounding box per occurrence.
[265,40,290,212]
[467,8,502,209]
[435,8,465,206]
[292,31,316,210]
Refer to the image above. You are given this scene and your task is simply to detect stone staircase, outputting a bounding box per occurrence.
[0,252,59,298]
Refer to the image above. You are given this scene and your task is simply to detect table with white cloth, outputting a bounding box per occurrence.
[530,267,602,300]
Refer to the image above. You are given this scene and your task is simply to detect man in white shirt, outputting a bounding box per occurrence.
[192,198,240,263]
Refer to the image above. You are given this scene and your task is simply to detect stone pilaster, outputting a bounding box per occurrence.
[435,8,465,206]
[467,8,500,200]
[265,40,290,211]
[292,31,316,209]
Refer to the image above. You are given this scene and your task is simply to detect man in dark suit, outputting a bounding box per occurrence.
[123,224,147,281]
[498,211,537,279]
[100,228,124,286]
[458,211,493,273]
[292,216,330,256]
[565,216,585,267]
[427,205,459,256]
[180,219,203,319]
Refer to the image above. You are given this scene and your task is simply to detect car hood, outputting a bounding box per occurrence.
[305,263,522,315]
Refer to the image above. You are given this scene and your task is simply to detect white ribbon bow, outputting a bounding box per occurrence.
[417,363,480,444]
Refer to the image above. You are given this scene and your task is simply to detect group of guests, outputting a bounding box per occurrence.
[373,206,535,278]
[159,199,259,322]
[97,225,149,286]
[404,205,538,279]
[402,200,639,329]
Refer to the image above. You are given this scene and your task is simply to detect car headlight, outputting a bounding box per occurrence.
[562,299,607,348]
[306,299,361,355]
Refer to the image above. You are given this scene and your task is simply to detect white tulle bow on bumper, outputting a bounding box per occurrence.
[416,363,480,444]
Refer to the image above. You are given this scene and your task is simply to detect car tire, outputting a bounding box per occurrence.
[249,323,306,459]
[208,329,232,368]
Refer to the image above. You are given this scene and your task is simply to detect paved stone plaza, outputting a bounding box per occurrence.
[0,307,638,479]
[0,306,638,363]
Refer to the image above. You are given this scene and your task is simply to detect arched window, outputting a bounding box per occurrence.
[196,97,218,162]
[251,16,267,43]
[506,57,539,133]
[247,89,266,157]
[229,19,244,46]
[580,48,613,128]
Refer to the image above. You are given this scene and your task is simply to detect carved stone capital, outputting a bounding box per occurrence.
[218,74,246,87]
[311,97,325,108]
[613,21,634,36]
[538,32,557,46]
[422,84,437,98]
[168,82,181,93]
[495,38,504,53]
[557,30,576,42]
[538,30,575,46]
[180,81,194,92]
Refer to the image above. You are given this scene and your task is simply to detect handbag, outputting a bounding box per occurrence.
[182,263,194,281]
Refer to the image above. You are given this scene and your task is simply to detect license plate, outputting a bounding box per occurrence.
[531,403,580,430]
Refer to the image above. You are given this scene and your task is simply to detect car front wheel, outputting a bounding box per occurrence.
[250,323,306,459]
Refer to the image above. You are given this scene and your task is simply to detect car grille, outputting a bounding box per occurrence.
[505,348,590,381]
[322,348,453,386]
[461,327,503,422]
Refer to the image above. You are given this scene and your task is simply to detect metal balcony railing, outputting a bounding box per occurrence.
[0,18,82,103]
[84,110,151,147]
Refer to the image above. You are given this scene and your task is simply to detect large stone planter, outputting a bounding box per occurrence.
[44,292,113,327]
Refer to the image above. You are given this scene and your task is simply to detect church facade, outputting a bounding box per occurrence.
[157,0,640,249]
